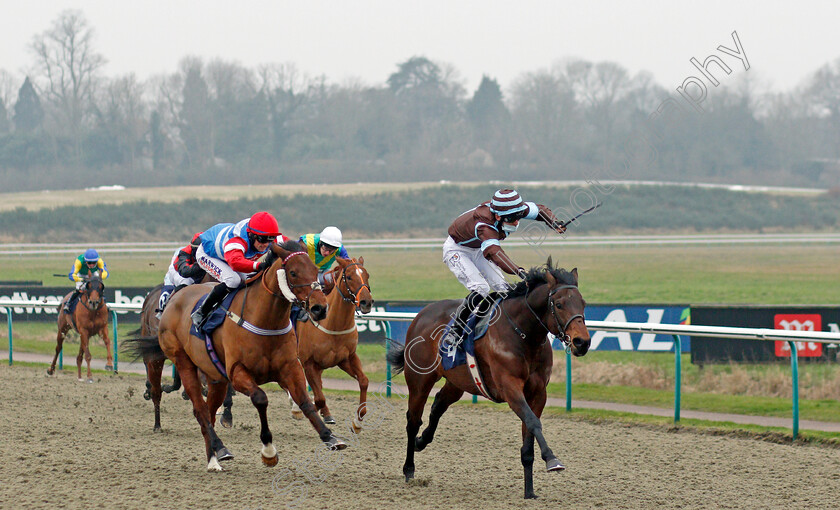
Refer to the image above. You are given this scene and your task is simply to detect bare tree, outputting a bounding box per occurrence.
[93,74,148,168]
[257,63,311,159]
[29,10,106,159]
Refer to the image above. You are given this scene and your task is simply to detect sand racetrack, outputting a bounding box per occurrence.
[2,364,840,510]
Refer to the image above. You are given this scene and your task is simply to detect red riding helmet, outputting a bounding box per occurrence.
[247,212,280,236]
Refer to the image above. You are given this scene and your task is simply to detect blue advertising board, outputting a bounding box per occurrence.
[384,302,691,352]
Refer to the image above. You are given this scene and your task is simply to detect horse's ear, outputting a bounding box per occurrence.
[546,255,553,270]
[358,256,364,265]
[571,267,578,285]
[336,257,350,267]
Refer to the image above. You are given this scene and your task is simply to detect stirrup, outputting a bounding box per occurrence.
[191,309,206,328]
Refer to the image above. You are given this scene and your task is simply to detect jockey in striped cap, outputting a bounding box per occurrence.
[442,189,566,346]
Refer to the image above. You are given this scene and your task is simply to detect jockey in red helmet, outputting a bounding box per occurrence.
[190,212,289,327]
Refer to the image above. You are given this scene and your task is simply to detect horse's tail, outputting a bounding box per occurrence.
[386,339,406,374]
[122,334,166,363]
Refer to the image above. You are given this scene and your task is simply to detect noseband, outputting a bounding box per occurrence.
[335,262,371,310]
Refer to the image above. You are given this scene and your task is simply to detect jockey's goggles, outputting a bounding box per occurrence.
[253,235,273,244]
[321,243,338,252]
[85,261,98,266]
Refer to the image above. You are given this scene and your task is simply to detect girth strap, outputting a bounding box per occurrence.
[226,310,293,336]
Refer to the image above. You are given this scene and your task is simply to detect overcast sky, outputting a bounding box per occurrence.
[1,0,837,96]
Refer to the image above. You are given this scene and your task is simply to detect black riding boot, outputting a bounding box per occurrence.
[191,283,231,328]
[442,291,482,347]
[64,290,80,314]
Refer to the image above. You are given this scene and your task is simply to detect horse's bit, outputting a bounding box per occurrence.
[334,262,371,311]
[505,283,583,353]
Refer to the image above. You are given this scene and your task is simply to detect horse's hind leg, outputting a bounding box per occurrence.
[220,384,234,428]
[173,354,232,471]
[145,358,165,431]
[338,353,369,433]
[415,380,463,452]
[229,365,278,467]
[206,380,228,428]
[403,374,437,481]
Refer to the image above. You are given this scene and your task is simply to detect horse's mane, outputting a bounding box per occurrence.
[280,239,306,253]
[503,261,577,300]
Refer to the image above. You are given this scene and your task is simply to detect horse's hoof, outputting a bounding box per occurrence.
[77,378,84,383]
[207,456,223,472]
[216,447,234,462]
[414,438,426,452]
[546,458,565,472]
[153,426,162,433]
[262,454,279,467]
[181,391,189,401]
[404,471,415,482]
[324,435,347,450]
[46,368,54,376]
[291,410,304,420]
[352,422,363,435]
[87,378,94,384]
[323,415,336,425]
[220,414,233,429]
[525,493,539,500]
[104,365,113,372]
[143,389,151,401]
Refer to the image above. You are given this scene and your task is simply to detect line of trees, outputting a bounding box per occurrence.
[2,11,840,191]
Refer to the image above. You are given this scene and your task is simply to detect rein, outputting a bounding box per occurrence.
[501,282,583,352]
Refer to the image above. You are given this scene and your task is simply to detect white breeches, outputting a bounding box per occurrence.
[442,236,509,296]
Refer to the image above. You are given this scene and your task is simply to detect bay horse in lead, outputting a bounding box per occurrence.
[387,260,590,499]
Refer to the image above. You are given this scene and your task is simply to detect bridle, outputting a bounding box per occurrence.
[334,262,371,310]
[83,277,105,311]
[502,282,584,352]
[260,251,323,310]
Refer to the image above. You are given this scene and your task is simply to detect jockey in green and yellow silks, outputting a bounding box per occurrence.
[292,226,349,326]
[299,226,350,275]
[64,248,109,313]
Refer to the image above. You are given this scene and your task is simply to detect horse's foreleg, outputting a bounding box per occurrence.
[146,358,165,432]
[77,332,92,382]
[100,320,113,372]
[281,361,346,450]
[174,356,231,470]
[502,382,562,499]
[229,365,277,467]
[521,423,537,499]
[305,364,333,424]
[415,381,463,452]
[338,353,369,433]
[47,325,68,376]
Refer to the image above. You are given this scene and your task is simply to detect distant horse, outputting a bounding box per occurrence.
[387,259,591,499]
[47,273,112,382]
[135,281,234,431]
[293,257,373,431]
[125,241,346,471]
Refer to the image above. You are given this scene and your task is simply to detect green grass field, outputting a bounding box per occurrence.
[2,242,840,435]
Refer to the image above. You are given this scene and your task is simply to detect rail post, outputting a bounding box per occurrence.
[566,347,572,411]
[788,341,799,439]
[110,309,119,372]
[5,307,11,366]
[673,335,682,424]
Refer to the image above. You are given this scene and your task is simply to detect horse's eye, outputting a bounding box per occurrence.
[554,301,562,309]
[289,271,297,278]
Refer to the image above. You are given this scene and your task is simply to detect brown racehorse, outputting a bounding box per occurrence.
[293,256,373,431]
[387,259,591,499]
[125,241,346,471]
[47,273,112,382]
[135,280,234,431]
